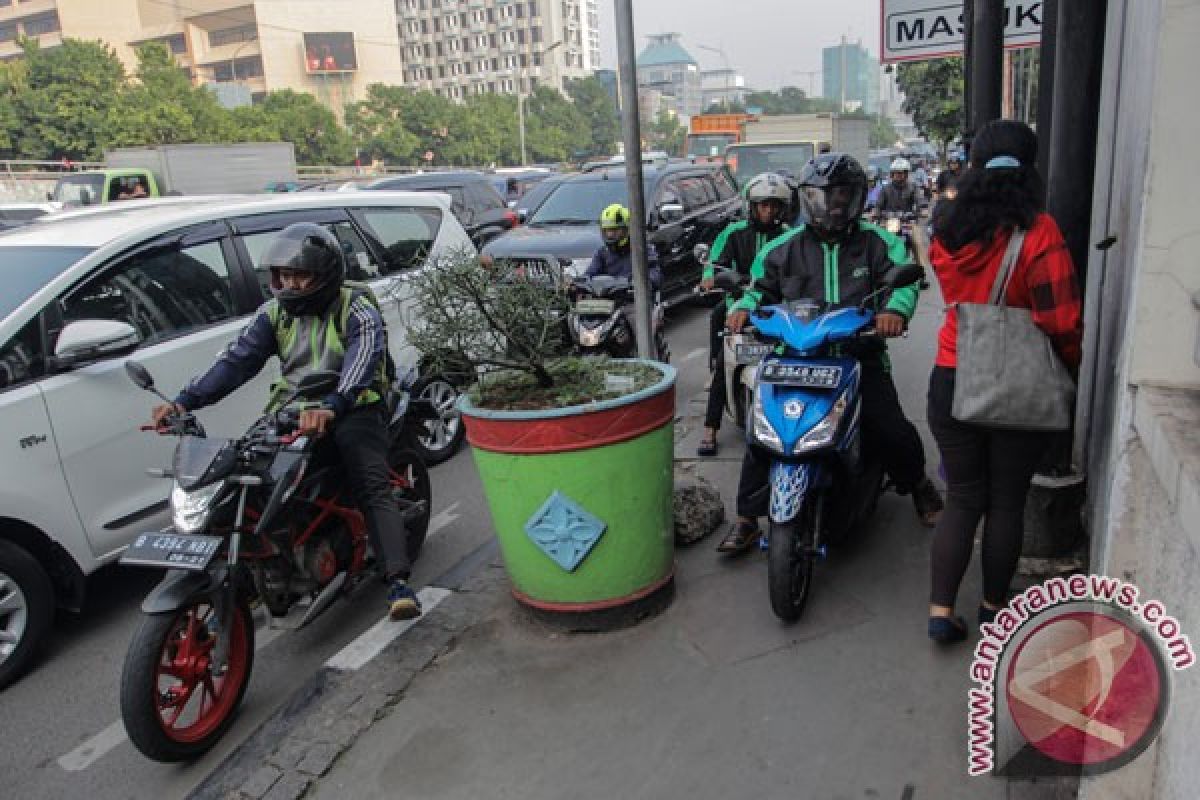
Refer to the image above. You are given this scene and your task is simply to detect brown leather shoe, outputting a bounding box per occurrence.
[716,520,761,555]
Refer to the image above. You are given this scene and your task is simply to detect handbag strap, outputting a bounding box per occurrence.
[987,229,1027,305]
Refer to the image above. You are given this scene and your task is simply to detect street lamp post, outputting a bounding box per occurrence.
[515,40,563,166]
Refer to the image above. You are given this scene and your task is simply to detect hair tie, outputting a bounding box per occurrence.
[985,155,1021,169]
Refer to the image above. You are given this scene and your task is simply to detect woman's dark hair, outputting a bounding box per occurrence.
[933,119,1045,252]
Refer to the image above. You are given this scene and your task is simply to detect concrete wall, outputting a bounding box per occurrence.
[1082,2,1200,797]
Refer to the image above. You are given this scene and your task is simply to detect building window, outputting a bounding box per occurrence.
[529,1,539,16]
[531,26,541,43]
[162,34,187,54]
[0,24,17,43]
[22,12,61,37]
[516,4,525,19]
[208,24,257,48]
[438,65,446,77]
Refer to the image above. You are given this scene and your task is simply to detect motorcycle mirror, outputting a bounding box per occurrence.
[295,370,340,398]
[885,263,925,289]
[693,243,710,264]
[125,360,155,391]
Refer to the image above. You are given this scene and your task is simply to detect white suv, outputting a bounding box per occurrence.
[0,192,474,687]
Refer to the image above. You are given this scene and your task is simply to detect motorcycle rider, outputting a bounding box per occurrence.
[934,152,965,199]
[717,153,944,553]
[875,157,921,217]
[697,171,792,457]
[149,223,423,621]
[586,203,661,289]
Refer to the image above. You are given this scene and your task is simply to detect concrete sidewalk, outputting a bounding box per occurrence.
[202,296,1079,800]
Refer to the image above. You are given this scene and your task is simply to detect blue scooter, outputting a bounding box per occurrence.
[742,263,924,622]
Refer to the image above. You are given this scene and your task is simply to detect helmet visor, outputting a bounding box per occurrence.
[801,184,864,234]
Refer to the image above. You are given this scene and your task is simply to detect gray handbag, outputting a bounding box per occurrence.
[951,229,1075,431]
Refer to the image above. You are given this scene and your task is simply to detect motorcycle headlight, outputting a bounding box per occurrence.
[578,326,604,347]
[886,218,901,234]
[793,389,851,454]
[171,481,224,534]
[750,389,785,454]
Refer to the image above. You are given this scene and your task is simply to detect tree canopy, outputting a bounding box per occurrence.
[895,57,964,148]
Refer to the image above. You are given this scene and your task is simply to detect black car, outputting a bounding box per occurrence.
[481,163,740,300]
[365,171,517,247]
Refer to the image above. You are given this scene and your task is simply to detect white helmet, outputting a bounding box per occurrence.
[889,157,912,173]
[743,172,793,230]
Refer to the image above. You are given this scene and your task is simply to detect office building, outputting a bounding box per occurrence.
[636,32,701,119]
[822,38,879,114]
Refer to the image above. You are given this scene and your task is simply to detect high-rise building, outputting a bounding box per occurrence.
[0,0,597,110]
[700,67,747,111]
[822,38,879,114]
[636,33,701,119]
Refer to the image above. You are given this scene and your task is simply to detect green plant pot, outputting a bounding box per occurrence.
[459,360,676,630]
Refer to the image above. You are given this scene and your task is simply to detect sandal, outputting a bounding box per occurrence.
[697,437,718,457]
[716,520,761,554]
[928,615,968,644]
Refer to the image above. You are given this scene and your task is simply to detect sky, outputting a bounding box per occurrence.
[596,0,882,92]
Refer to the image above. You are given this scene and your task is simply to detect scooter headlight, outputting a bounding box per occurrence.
[792,389,851,454]
[171,481,224,534]
[750,389,785,454]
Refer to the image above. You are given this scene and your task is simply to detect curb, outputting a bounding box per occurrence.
[187,543,506,800]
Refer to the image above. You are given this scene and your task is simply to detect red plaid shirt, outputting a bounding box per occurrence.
[931,212,1083,370]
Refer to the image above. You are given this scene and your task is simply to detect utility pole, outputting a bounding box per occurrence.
[839,35,847,112]
[614,0,654,360]
[966,0,1005,134]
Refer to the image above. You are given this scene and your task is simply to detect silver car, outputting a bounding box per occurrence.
[0,192,474,688]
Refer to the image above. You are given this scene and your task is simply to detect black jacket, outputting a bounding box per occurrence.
[876,181,920,214]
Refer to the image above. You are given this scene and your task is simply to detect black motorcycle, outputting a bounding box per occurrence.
[118,363,435,762]
[567,274,670,362]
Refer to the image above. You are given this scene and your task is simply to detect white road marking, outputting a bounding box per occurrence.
[57,720,126,773]
[682,347,707,363]
[325,587,451,671]
[55,503,462,772]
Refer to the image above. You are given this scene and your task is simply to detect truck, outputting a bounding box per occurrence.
[684,113,757,161]
[723,113,871,186]
[50,142,297,207]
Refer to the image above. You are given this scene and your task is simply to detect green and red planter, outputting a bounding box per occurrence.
[458,360,676,630]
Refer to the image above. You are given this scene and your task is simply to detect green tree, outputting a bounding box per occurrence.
[0,59,28,158]
[742,86,839,115]
[565,76,619,157]
[645,109,686,155]
[231,89,352,164]
[523,86,588,164]
[14,38,128,159]
[895,57,964,148]
[869,113,900,149]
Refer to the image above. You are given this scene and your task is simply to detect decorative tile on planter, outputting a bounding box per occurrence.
[523,491,607,572]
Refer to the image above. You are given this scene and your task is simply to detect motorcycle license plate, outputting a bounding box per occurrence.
[734,343,771,364]
[759,363,843,388]
[575,298,615,315]
[120,531,222,571]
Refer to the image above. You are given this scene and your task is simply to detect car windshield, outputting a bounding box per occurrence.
[53,174,106,207]
[726,143,817,185]
[0,246,94,318]
[529,178,649,225]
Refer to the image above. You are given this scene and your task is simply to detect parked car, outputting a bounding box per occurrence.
[480,162,741,300]
[0,191,474,688]
[512,173,570,222]
[488,169,554,205]
[0,203,59,231]
[364,171,517,248]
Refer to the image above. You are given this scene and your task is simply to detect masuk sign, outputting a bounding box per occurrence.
[881,1,1043,63]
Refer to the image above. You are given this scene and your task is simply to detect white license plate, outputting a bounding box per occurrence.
[760,363,843,388]
[734,343,771,364]
[575,298,615,315]
[120,532,222,571]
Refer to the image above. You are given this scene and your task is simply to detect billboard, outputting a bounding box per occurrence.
[303,32,357,73]
[880,1,1043,64]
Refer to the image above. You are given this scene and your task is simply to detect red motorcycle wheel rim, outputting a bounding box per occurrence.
[153,602,250,744]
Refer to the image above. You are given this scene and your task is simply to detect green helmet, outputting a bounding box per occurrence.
[600,203,631,251]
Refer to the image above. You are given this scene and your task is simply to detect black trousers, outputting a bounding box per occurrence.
[327,405,412,581]
[927,366,1050,608]
[735,361,927,518]
[704,301,729,430]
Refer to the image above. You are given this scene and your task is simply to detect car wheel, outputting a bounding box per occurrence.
[0,540,54,690]
[410,375,466,466]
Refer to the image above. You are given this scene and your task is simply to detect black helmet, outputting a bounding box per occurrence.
[797,153,867,239]
[264,223,345,316]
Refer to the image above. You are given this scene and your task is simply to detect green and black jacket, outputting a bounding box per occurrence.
[702,219,790,309]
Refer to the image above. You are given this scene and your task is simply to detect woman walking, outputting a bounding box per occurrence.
[925,120,1083,643]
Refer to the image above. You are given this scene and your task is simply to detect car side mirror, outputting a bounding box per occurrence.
[885,262,925,289]
[517,208,528,224]
[658,203,685,224]
[52,320,139,369]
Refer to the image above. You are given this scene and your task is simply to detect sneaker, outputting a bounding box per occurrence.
[912,477,944,528]
[928,615,968,644]
[387,580,422,621]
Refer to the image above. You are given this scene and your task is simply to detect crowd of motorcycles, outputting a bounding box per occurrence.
[110,208,929,763]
